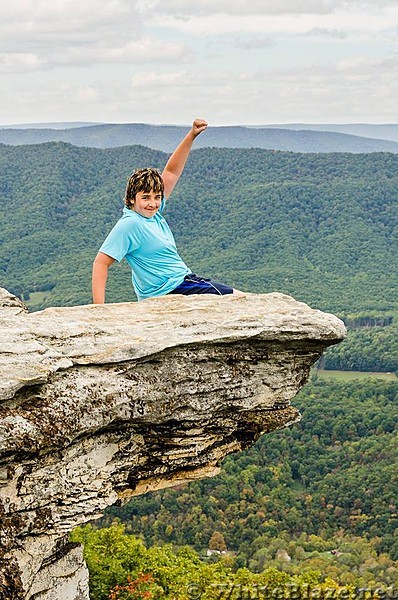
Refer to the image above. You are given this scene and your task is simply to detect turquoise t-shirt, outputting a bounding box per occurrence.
[99,199,190,300]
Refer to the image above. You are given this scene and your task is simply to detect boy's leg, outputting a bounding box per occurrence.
[169,274,234,296]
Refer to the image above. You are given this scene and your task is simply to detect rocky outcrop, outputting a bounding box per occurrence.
[0,288,345,599]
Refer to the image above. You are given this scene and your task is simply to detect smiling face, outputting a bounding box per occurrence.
[132,189,162,218]
[124,168,164,214]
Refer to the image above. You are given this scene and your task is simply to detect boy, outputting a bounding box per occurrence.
[92,119,238,303]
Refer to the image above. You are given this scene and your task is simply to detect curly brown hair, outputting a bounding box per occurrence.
[124,168,164,209]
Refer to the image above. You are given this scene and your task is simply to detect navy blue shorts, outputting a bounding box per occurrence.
[169,274,233,296]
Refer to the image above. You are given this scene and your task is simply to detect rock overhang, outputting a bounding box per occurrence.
[0,288,346,599]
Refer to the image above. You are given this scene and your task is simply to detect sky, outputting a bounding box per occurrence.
[1,0,397,126]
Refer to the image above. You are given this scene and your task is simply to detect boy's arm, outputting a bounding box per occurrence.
[162,118,208,199]
[92,252,116,304]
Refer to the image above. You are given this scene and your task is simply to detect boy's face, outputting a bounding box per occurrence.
[132,189,162,218]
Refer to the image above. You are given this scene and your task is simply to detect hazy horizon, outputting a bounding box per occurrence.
[1,121,398,129]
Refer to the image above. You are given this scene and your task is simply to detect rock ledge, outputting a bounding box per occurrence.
[0,289,345,599]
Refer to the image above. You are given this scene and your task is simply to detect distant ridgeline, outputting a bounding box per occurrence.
[0,141,397,370]
[1,123,398,153]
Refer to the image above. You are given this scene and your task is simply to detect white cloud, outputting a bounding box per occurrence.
[335,54,398,75]
[0,40,191,73]
[149,0,398,17]
[150,0,343,16]
[105,38,191,63]
[124,55,398,123]
[0,52,45,73]
[131,70,189,87]
[234,35,276,49]
[2,53,397,124]
[0,0,192,72]
[37,38,192,69]
[1,0,138,45]
[76,86,99,102]
[147,7,398,37]
[0,0,193,71]
[305,27,347,38]
[107,52,393,119]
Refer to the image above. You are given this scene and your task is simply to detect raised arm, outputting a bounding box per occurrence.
[162,118,208,199]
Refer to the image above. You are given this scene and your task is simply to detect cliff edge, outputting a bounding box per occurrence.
[0,288,346,599]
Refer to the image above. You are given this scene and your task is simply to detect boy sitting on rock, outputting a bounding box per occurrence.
[92,119,240,303]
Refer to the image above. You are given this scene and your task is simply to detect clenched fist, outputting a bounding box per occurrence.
[191,118,208,137]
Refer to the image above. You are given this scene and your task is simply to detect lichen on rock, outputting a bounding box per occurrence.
[0,288,346,599]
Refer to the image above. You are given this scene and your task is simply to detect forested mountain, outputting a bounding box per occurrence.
[1,124,398,153]
[72,519,398,599]
[1,142,397,318]
[101,377,398,569]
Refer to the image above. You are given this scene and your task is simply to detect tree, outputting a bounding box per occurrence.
[109,573,160,600]
[208,531,227,552]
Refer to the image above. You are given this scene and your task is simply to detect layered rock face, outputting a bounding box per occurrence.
[0,288,345,599]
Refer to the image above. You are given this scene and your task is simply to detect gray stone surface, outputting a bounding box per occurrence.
[0,288,345,599]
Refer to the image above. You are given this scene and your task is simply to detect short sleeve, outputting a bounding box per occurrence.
[99,220,136,262]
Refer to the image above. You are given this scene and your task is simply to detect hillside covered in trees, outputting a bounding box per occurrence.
[69,377,398,598]
[1,142,397,316]
[101,378,398,564]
